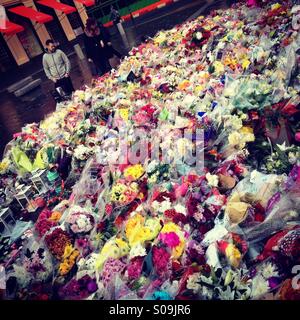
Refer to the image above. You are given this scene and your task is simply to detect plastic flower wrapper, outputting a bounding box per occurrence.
[58,274,98,300]
[110,180,140,205]
[230,166,300,242]
[125,213,161,247]
[224,170,284,226]
[248,258,282,299]
[95,237,130,271]
[99,257,127,289]
[185,266,252,300]
[65,206,95,235]
[3,1,300,300]
[256,224,300,266]
[9,236,54,289]
[262,143,300,175]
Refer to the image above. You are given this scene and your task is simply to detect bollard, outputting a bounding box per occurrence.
[74,44,85,60]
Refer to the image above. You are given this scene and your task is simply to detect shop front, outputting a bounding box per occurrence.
[7,10,44,58]
[0,0,90,70]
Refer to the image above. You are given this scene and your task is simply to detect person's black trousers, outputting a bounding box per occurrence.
[55,76,74,95]
[109,46,122,59]
[94,59,111,76]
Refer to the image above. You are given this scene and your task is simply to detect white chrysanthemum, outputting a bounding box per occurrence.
[77,216,87,230]
[174,204,187,216]
[129,243,147,260]
[147,160,159,173]
[201,286,213,299]
[251,275,270,298]
[152,199,172,213]
[206,172,219,187]
[223,115,243,131]
[260,262,279,279]
[186,273,201,293]
[195,32,203,40]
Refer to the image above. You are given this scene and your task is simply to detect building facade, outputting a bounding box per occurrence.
[0,0,90,73]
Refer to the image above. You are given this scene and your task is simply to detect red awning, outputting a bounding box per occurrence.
[0,20,24,35]
[74,0,95,7]
[37,0,77,15]
[8,6,53,23]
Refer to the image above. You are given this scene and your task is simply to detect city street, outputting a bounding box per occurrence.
[0,0,226,156]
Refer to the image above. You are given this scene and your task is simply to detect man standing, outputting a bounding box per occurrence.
[43,39,74,96]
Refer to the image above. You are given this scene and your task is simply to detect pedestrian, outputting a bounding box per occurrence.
[98,21,123,59]
[110,5,130,49]
[43,39,74,96]
[83,18,111,76]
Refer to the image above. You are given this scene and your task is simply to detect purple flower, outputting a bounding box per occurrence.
[87,281,98,293]
[268,277,281,289]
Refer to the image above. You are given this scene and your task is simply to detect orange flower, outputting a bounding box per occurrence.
[49,211,62,222]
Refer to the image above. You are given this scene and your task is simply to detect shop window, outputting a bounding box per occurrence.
[16,20,43,58]
[64,0,83,30]
[35,2,72,52]
[6,10,43,59]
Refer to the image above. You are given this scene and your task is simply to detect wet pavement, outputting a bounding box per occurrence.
[0,0,227,157]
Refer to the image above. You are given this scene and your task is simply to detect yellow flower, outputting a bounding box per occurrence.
[161,222,185,259]
[228,128,255,150]
[95,238,129,270]
[115,238,130,253]
[194,85,204,95]
[161,222,181,234]
[225,243,242,268]
[271,3,281,10]
[172,240,185,260]
[124,164,145,180]
[119,108,129,121]
[213,61,225,74]
[154,32,167,45]
[178,80,191,91]
[0,158,10,173]
[59,262,70,276]
[241,59,250,70]
[240,126,253,135]
[125,215,161,246]
[63,244,74,260]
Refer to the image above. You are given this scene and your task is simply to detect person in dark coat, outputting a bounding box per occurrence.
[83,18,111,76]
[98,21,123,60]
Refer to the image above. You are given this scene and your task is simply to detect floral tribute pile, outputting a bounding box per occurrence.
[0,1,300,300]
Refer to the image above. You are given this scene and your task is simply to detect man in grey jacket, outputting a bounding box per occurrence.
[43,39,74,96]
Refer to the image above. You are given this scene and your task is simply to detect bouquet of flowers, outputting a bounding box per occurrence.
[66,206,95,234]
[59,244,80,276]
[45,228,72,260]
[110,179,141,205]
[9,238,53,289]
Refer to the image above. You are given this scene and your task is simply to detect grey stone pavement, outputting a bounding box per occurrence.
[0,0,228,156]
